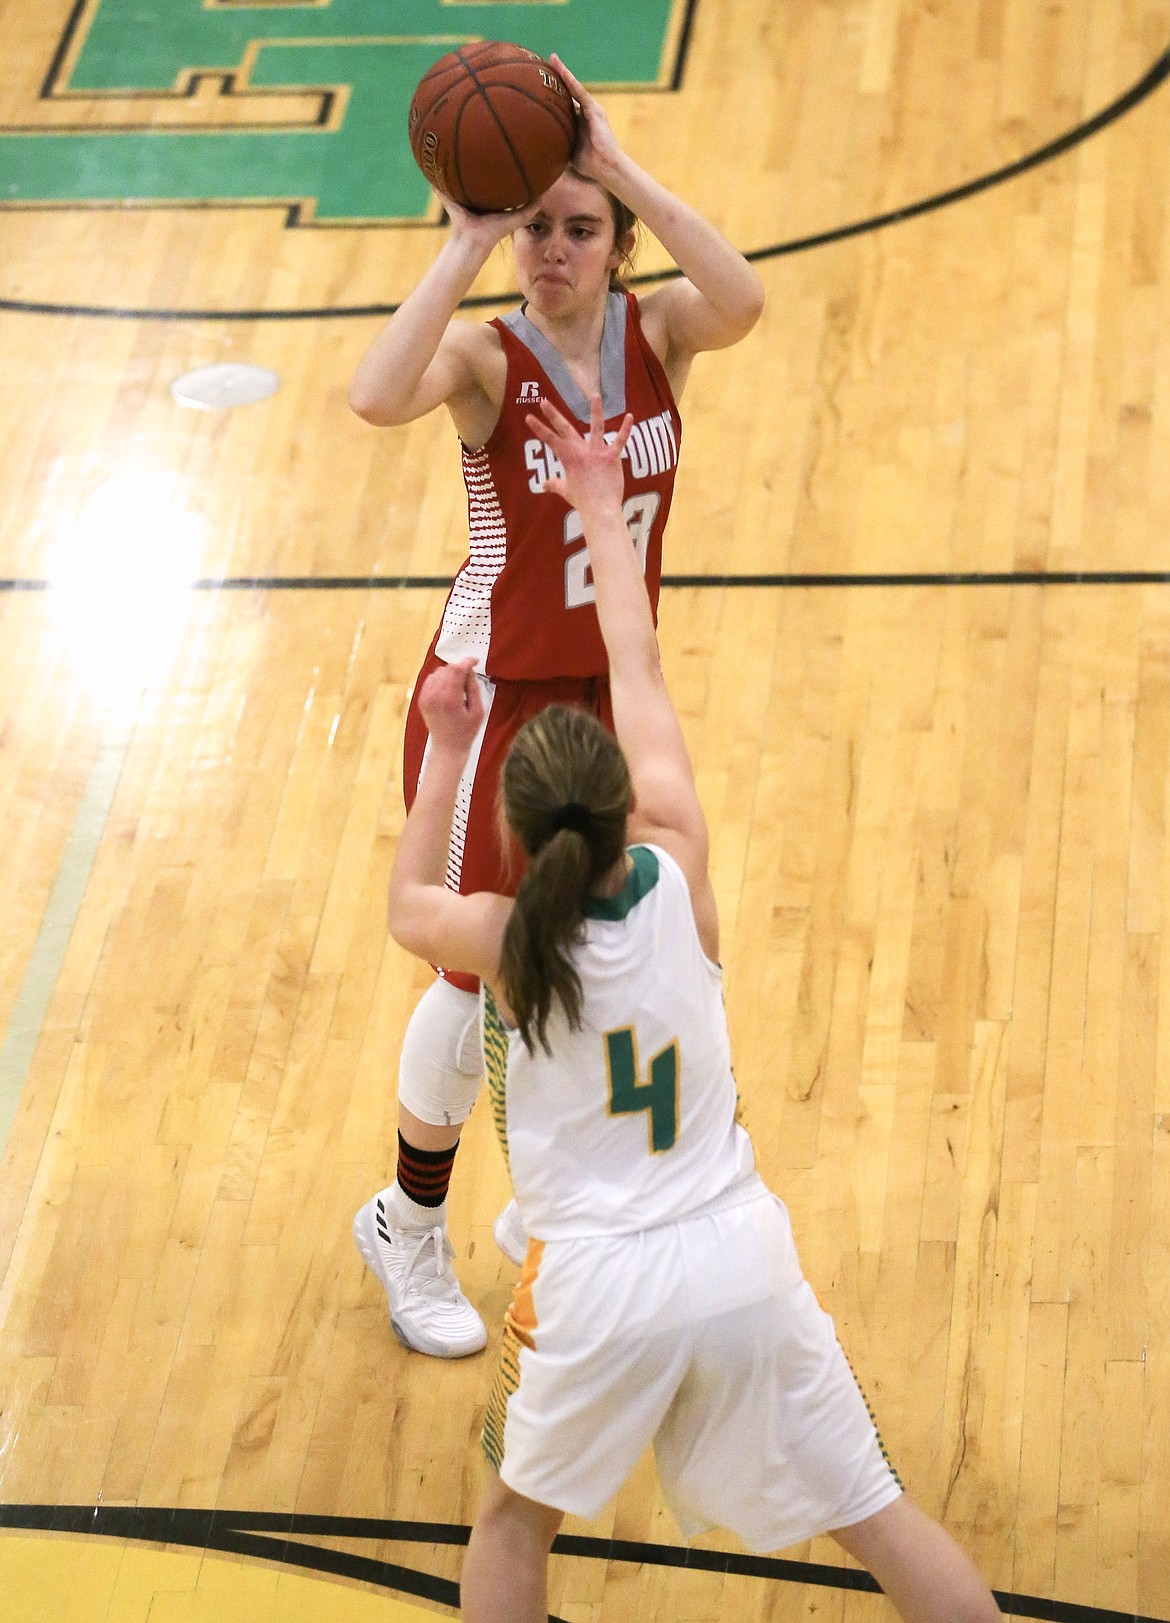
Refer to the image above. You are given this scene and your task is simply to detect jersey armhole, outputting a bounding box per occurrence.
[625,293,681,419]
[457,319,512,455]
[640,842,722,978]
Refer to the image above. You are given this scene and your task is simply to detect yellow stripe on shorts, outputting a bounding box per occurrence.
[841,1346,904,1490]
[482,1238,544,1471]
[482,987,512,1177]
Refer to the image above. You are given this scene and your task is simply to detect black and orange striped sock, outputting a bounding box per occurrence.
[396,1131,458,1210]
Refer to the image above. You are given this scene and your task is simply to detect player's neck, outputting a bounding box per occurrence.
[590,852,632,900]
[524,289,609,373]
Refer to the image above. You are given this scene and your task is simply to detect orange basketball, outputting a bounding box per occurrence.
[408,43,579,213]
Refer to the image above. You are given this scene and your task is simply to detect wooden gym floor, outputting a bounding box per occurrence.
[2,0,1170,1617]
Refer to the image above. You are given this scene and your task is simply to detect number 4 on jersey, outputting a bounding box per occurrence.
[605,1028,679,1153]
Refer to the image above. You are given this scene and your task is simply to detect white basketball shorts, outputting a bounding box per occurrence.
[482,1181,902,1554]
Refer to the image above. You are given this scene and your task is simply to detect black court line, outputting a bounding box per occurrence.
[0,35,1167,320]
[0,1505,1164,1622]
[6,570,1170,593]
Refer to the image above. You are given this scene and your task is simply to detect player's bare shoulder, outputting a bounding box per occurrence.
[634,286,671,357]
[633,285,695,400]
[443,318,508,448]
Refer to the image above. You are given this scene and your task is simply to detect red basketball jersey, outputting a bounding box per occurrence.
[433,291,681,680]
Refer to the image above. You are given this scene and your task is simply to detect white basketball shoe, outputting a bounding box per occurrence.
[492,1198,528,1266]
[353,1187,486,1358]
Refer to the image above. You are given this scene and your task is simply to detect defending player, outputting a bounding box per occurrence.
[385,397,1003,1623]
[349,55,765,1357]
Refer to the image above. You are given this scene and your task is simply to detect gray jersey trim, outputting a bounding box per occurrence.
[500,291,628,421]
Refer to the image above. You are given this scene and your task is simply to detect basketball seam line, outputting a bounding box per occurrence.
[455,44,543,202]
[476,79,577,148]
[410,61,470,120]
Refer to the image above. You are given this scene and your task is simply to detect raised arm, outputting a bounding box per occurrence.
[348,200,536,434]
[527,397,718,955]
[551,55,764,374]
[386,659,513,977]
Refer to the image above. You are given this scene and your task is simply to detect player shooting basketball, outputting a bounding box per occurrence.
[349,54,764,1358]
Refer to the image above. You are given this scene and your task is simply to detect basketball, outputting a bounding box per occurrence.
[408,42,579,213]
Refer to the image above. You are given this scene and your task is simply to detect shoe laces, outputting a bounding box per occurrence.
[398,1224,461,1300]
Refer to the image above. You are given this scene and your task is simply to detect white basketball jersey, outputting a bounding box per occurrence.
[483,844,756,1239]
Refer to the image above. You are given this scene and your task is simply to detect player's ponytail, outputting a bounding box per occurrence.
[604,192,639,291]
[499,704,630,1054]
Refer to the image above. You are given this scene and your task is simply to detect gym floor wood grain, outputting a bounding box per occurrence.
[2,1,1169,1618]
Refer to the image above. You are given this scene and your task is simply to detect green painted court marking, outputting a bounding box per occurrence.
[0,726,131,1153]
[0,0,686,222]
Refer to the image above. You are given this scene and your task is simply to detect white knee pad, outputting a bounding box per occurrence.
[398,978,484,1127]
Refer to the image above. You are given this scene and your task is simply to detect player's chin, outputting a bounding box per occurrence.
[528,276,577,313]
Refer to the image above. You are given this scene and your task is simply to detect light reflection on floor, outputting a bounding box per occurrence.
[46,470,203,720]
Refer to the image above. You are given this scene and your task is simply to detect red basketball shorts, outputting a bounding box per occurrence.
[403,643,615,993]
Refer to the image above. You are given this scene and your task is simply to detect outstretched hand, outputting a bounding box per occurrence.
[418,658,485,751]
[550,54,623,186]
[525,395,633,512]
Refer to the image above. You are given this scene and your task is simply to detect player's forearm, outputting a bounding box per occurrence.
[589,519,680,800]
[585,492,705,860]
[580,497,661,687]
[387,742,466,932]
[604,155,764,333]
[349,234,489,424]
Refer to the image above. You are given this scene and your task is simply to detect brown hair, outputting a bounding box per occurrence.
[564,166,640,289]
[498,704,631,1054]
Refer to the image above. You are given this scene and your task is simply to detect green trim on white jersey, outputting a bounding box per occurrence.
[581,846,660,923]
